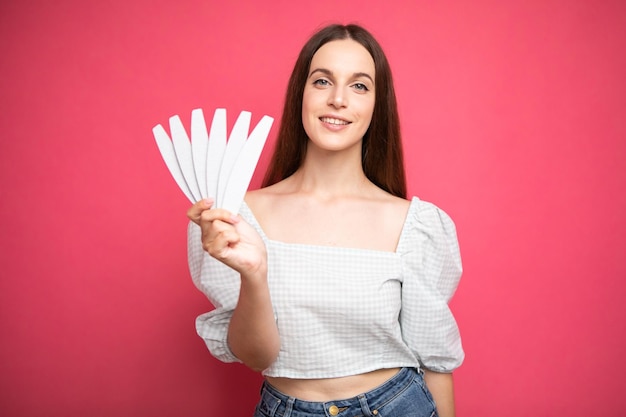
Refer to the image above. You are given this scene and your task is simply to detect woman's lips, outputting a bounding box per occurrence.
[319,116,351,126]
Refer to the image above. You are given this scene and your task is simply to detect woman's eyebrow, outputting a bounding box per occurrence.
[353,72,374,84]
[308,68,333,78]
[308,68,374,84]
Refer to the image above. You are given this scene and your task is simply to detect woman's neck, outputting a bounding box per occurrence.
[289,154,373,200]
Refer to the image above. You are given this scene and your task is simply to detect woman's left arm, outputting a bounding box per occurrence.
[423,370,456,417]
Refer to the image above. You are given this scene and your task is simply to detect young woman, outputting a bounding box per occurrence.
[187,24,464,417]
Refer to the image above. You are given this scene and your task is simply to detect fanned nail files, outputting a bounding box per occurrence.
[153,108,274,214]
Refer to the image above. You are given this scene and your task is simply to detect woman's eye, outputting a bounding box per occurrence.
[313,79,329,86]
[353,83,369,91]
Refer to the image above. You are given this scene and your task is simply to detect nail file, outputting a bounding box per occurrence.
[205,109,227,207]
[217,111,251,207]
[153,124,195,203]
[191,109,209,199]
[153,108,273,213]
[170,115,202,202]
[221,115,274,213]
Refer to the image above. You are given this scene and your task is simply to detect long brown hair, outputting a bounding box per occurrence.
[262,24,406,198]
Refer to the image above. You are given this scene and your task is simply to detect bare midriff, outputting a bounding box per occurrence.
[265,368,402,402]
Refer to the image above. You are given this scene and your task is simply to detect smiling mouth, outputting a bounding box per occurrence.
[320,117,350,126]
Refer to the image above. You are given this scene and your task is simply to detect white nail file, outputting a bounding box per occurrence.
[221,115,274,213]
[153,124,195,203]
[205,109,227,207]
[191,109,209,199]
[170,115,202,202]
[217,111,251,206]
[153,108,274,213]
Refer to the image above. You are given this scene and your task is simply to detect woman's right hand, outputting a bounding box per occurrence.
[187,199,267,278]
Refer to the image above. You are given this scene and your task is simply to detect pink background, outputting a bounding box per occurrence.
[1,1,625,415]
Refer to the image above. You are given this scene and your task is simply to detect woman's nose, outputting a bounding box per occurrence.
[328,87,347,108]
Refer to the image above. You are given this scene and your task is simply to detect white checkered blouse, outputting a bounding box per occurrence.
[188,197,464,378]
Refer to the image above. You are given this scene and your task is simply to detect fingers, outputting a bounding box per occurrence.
[199,207,239,225]
[199,208,239,256]
[187,199,256,270]
[187,200,240,259]
[187,198,241,225]
[187,198,214,224]
[202,220,240,259]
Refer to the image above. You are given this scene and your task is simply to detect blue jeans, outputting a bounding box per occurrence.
[253,367,438,417]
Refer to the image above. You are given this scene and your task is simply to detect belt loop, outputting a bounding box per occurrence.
[283,396,295,417]
[358,394,375,416]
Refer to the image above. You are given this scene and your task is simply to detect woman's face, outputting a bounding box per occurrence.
[302,39,376,154]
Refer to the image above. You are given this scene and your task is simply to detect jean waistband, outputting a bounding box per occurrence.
[258,367,419,416]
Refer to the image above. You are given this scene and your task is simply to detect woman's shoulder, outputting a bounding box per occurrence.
[245,183,288,213]
[400,196,460,255]
[405,196,457,226]
[400,196,463,298]
[243,182,295,234]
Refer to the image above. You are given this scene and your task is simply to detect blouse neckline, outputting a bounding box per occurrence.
[239,197,419,255]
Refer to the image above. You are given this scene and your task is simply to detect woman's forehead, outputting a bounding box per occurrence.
[310,39,375,77]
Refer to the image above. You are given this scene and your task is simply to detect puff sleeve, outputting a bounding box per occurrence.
[187,221,242,363]
[398,198,464,372]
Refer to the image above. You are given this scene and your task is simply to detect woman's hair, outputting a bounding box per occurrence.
[262,23,407,198]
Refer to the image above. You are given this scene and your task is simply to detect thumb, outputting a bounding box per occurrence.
[186,198,214,224]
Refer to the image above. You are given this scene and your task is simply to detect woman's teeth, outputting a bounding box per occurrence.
[320,117,349,125]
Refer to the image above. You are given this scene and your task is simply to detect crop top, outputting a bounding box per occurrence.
[187,196,464,378]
